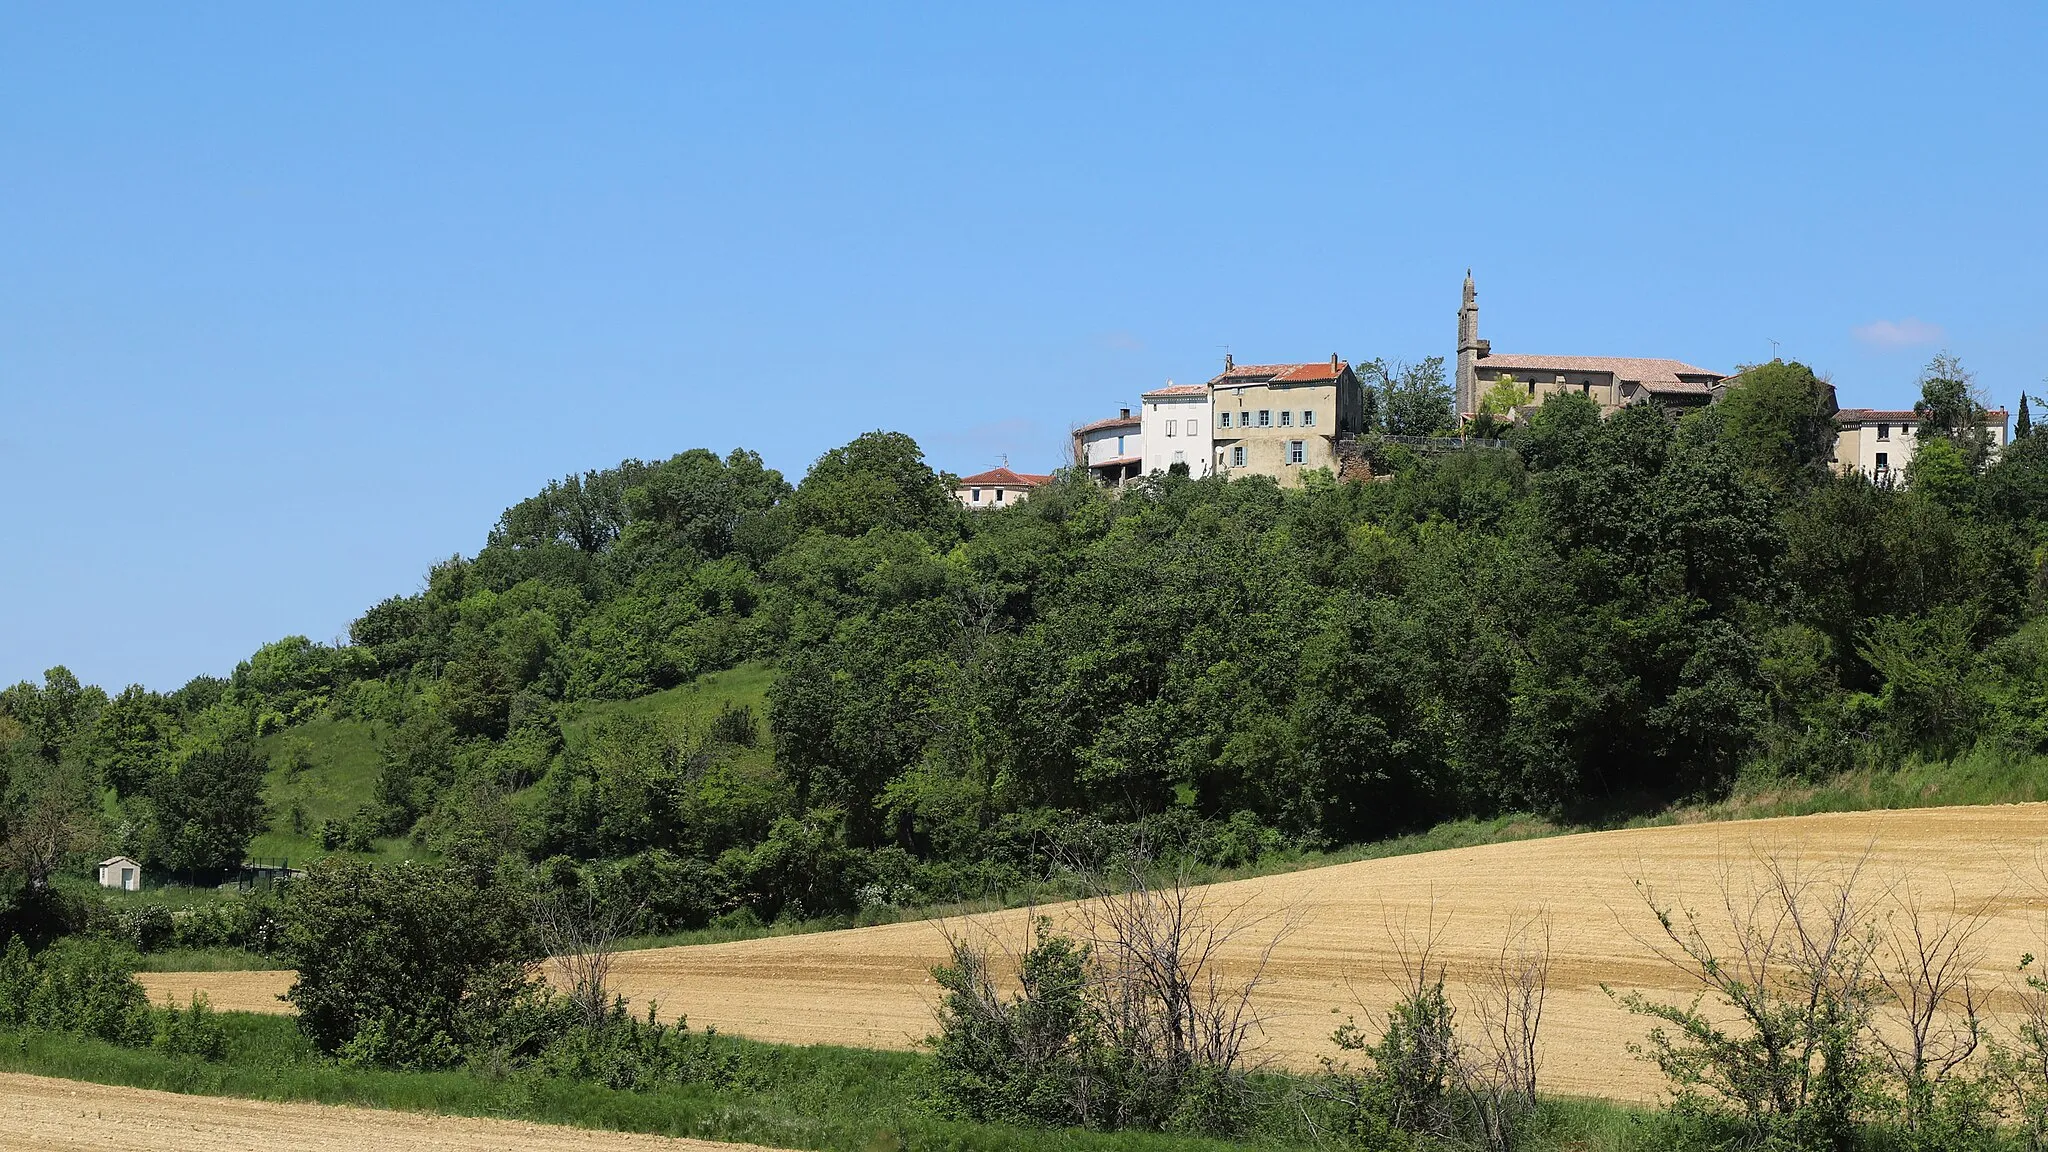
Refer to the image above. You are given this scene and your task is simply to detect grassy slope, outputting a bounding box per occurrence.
[249,716,414,865]
[0,1012,1665,1152]
[559,663,778,752]
[110,665,783,917]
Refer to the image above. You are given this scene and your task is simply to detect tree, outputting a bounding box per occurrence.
[2018,392,2033,440]
[0,667,106,765]
[139,730,267,876]
[84,685,175,797]
[1905,436,1971,504]
[0,757,101,894]
[789,431,959,541]
[1365,357,1456,438]
[1914,352,1995,472]
[277,858,541,1066]
[1717,359,1838,492]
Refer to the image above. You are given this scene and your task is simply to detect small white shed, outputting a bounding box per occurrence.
[97,856,142,892]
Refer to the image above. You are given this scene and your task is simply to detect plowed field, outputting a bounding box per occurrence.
[0,1071,774,1151]
[145,804,2048,1104]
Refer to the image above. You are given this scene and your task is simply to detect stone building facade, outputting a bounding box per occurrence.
[1455,272,1727,418]
[1208,356,1365,487]
[1833,407,2010,484]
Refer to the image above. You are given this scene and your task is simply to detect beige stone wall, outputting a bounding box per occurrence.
[1212,381,1340,486]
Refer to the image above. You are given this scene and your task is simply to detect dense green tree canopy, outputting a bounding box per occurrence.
[13,397,2048,929]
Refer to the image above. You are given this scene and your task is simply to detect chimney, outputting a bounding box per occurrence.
[1224,353,1233,371]
[1330,353,1339,372]
[1120,407,1131,420]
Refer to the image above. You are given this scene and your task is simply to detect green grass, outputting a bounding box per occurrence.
[251,716,418,866]
[131,948,276,973]
[0,1012,1666,1152]
[559,662,778,752]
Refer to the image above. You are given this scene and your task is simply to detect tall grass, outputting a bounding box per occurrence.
[0,1011,1660,1152]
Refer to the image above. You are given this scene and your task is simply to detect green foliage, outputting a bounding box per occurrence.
[152,991,228,1059]
[1717,359,1839,492]
[276,859,542,1067]
[1364,356,1455,437]
[1915,351,1998,473]
[928,919,1106,1127]
[138,729,268,877]
[0,936,151,1045]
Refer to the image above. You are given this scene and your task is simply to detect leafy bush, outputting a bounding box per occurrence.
[0,936,152,1045]
[153,991,228,1060]
[277,858,542,1068]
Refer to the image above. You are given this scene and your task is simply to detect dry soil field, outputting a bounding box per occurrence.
[143,803,2048,1105]
[0,1071,771,1152]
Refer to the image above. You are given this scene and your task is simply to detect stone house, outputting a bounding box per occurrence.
[1208,355,1365,486]
[953,466,1053,510]
[1833,407,2010,484]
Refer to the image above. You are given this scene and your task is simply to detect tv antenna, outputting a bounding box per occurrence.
[1768,338,1781,359]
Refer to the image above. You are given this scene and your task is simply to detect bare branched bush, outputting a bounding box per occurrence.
[927,859,1290,1133]
[1074,858,1284,1082]
[1619,851,1881,1146]
[1871,884,1989,1136]
[1317,906,1551,1152]
[532,886,637,1027]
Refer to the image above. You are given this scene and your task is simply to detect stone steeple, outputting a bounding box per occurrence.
[1455,269,1481,416]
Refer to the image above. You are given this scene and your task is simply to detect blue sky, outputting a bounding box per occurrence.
[3,3,2044,692]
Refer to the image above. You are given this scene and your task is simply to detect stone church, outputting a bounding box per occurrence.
[1454,272,1728,419]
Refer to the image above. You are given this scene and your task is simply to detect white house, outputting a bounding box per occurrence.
[1140,382,1214,478]
[1834,407,2009,484]
[97,855,142,892]
[1073,408,1143,488]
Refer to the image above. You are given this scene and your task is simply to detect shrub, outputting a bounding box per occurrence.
[0,936,152,1045]
[276,858,542,1068]
[153,991,228,1060]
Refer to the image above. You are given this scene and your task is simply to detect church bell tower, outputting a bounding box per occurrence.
[1455,269,1480,417]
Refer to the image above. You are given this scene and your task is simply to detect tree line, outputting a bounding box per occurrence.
[3,353,2046,937]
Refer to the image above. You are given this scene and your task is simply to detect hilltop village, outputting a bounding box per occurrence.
[952,273,2015,507]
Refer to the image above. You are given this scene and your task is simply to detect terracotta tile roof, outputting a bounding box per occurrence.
[1838,408,2009,423]
[956,467,1052,487]
[1074,413,1141,434]
[1475,354,1726,393]
[1209,360,1350,386]
[1142,383,1210,398]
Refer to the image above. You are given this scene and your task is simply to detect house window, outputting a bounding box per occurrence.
[1876,452,1889,471]
[995,488,1006,502]
[1231,445,1246,467]
[1878,424,1891,441]
[1280,410,1293,427]
[1116,435,1125,454]
[1165,420,1177,437]
[1219,411,1231,429]
[1257,409,1272,427]
[1185,419,1198,436]
[1287,440,1305,465]
[971,487,981,502]
[1172,450,1185,464]
[1302,410,1316,427]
